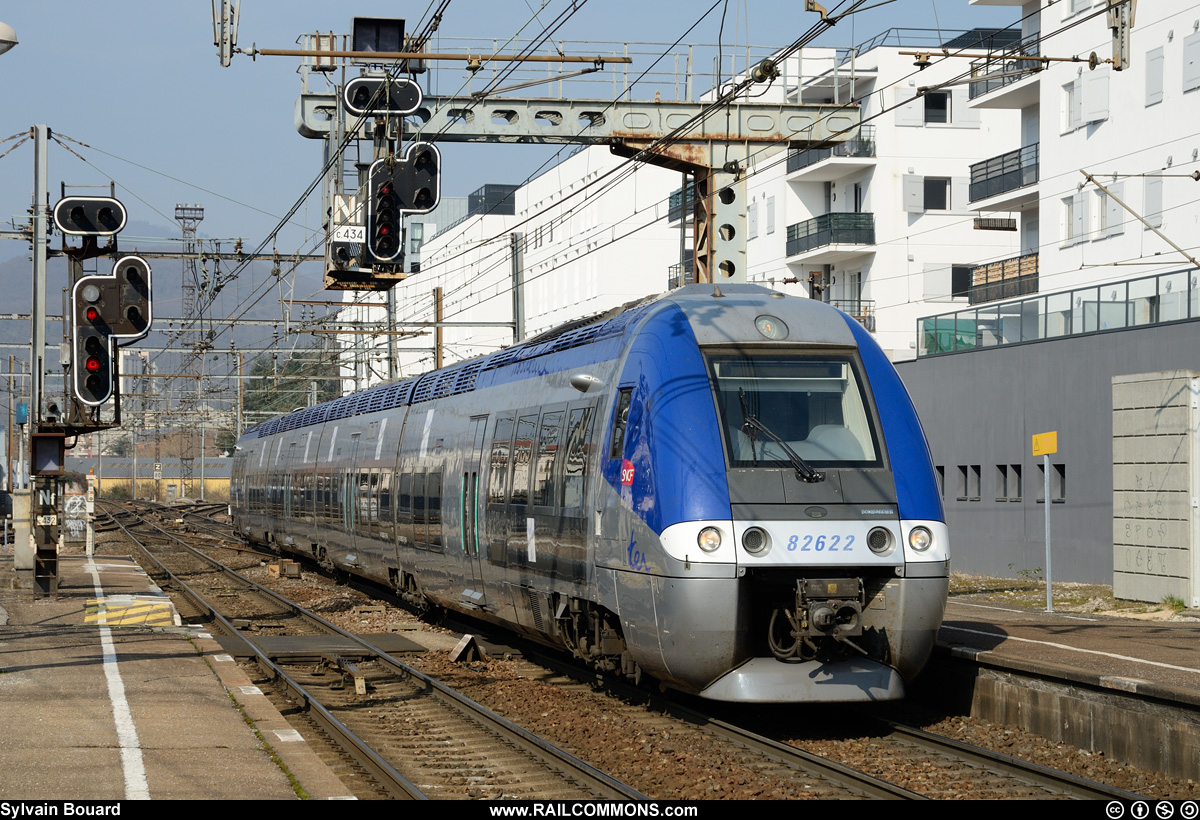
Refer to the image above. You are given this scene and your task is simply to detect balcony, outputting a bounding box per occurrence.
[968,252,1038,305]
[787,126,876,181]
[668,258,695,290]
[969,143,1039,209]
[968,32,1043,108]
[786,213,875,262]
[919,264,1200,357]
[830,298,876,332]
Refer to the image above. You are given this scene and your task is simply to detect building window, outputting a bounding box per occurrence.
[924,178,950,211]
[1037,463,1066,503]
[997,464,1023,501]
[951,266,971,298]
[970,465,981,501]
[924,91,950,124]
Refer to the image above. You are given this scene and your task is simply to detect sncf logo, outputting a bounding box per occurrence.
[620,459,635,486]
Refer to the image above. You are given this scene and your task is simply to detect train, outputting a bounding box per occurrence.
[231,283,948,703]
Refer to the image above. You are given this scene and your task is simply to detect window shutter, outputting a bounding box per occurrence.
[748,202,758,239]
[902,174,925,212]
[1083,70,1109,123]
[923,263,951,300]
[951,177,969,211]
[951,88,980,128]
[1184,32,1200,93]
[1106,182,1124,237]
[895,88,923,127]
[1072,191,1087,241]
[1145,175,1163,228]
[1146,47,1164,105]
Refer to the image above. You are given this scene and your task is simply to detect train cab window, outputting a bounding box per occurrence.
[609,389,632,459]
[488,417,514,506]
[561,406,594,509]
[533,411,563,508]
[708,354,881,468]
[511,415,537,507]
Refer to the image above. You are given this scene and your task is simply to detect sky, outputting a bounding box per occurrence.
[0,0,1019,267]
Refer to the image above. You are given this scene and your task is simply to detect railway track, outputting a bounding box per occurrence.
[105,501,1153,801]
[100,501,645,801]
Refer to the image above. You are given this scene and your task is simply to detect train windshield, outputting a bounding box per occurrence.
[707,353,881,468]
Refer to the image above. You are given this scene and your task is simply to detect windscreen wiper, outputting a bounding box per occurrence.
[738,388,825,483]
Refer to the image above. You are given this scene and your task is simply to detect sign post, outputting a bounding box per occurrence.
[1032,431,1058,612]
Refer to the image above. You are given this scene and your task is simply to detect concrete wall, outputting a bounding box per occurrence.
[896,318,1200,586]
[1112,370,1200,606]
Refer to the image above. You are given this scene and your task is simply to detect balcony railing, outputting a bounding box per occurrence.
[786,212,874,257]
[830,299,876,332]
[918,264,1200,358]
[787,126,876,173]
[969,252,1038,305]
[668,260,695,290]
[969,143,1039,202]
[668,181,696,223]
[968,32,1043,100]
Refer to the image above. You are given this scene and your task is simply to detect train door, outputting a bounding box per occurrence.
[459,415,488,608]
[341,432,362,565]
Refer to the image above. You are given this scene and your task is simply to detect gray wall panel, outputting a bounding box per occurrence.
[896,319,1200,583]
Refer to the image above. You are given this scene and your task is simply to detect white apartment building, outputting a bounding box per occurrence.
[927,0,1200,348]
[346,27,1030,384]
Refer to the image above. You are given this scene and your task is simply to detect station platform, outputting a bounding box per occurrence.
[938,597,1200,703]
[0,554,352,801]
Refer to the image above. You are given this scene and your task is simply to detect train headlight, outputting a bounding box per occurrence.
[697,527,723,552]
[908,526,933,552]
[867,527,893,555]
[741,526,768,554]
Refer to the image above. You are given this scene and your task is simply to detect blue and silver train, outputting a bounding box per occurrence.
[232,284,948,703]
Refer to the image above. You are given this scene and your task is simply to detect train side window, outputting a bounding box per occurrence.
[397,470,412,524]
[413,472,427,546]
[533,411,563,508]
[609,388,632,459]
[511,415,537,507]
[428,470,443,550]
[562,406,594,509]
[488,417,514,505]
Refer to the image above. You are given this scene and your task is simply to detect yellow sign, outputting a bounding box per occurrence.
[1032,431,1058,456]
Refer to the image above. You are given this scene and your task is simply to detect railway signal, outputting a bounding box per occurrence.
[69,255,153,405]
[343,76,422,117]
[71,278,115,405]
[52,196,127,236]
[369,167,402,262]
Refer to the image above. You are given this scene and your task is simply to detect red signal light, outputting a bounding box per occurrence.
[86,306,100,322]
[85,357,101,373]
